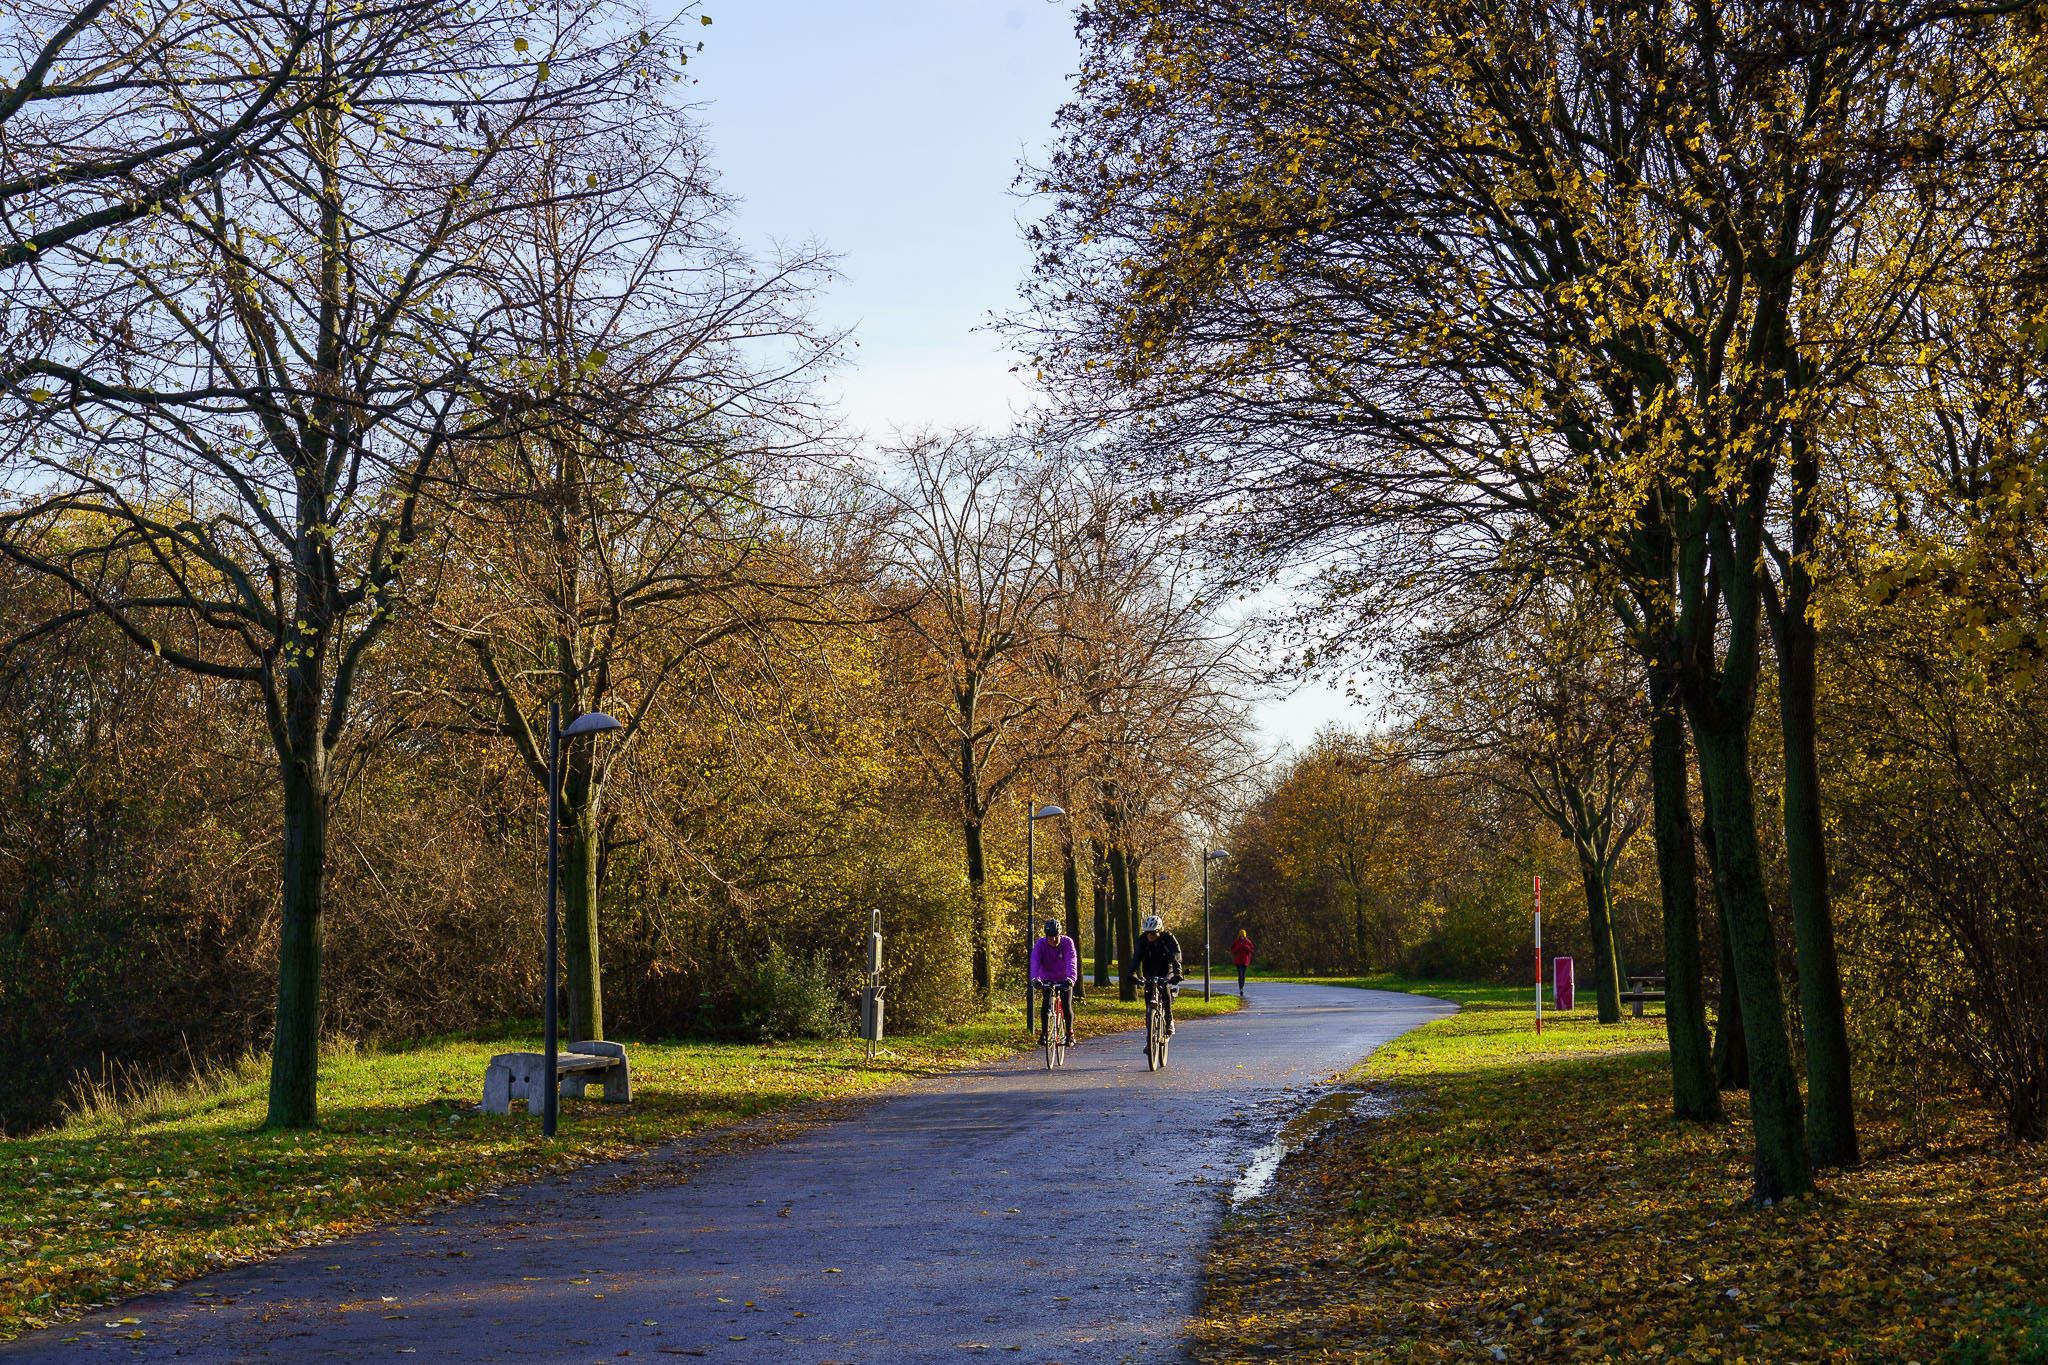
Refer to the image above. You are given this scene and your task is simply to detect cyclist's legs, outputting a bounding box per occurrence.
[1143,980,1174,1030]
[1052,983,1073,1040]
[1036,983,1054,1037]
[1237,963,1247,992]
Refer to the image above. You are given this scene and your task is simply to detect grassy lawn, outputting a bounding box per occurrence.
[1194,983,2048,1363]
[1257,972,1539,1010]
[0,989,1238,1340]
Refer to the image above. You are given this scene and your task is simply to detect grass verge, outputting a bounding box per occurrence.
[1,989,1237,1340]
[1194,982,2048,1363]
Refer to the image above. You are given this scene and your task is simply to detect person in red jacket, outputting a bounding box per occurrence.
[1230,930,1256,995]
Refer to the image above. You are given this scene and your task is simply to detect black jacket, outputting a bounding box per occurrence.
[1125,930,1183,981]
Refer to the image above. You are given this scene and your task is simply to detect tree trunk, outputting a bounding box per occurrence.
[1688,699,1812,1201]
[1774,488,1858,1166]
[560,753,603,1041]
[266,95,341,1133]
[1063,837,1084,999]
[965,819,990,1005]
[1092,840,1111,988]
[1109,843,1135,1001]
[1126,854,1145,969]
[1714,901,1749,1091]
[1577,846,1623,1024]
[1649,669,1720,1124]
[267,740,328,1129]
[1696,768,1749,1090]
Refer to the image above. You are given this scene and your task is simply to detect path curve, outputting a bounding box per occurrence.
[3,983,1453,1363]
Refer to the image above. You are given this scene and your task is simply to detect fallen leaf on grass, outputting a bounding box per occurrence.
[1186,1001,2048,1364]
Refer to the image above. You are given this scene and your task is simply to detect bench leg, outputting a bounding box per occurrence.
[1633,997,1644,1018]
[602,1056,631,1104]
[482,1062,513,1115]
[561,1071,591,1100]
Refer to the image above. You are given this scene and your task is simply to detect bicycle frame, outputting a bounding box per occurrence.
[1037,980,1071,1069]
[1141,975,1172,1070]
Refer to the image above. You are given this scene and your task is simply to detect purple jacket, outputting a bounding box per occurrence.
[1030,935,1078,985]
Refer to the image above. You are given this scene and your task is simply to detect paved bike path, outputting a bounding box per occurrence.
[4,983,1453,1364]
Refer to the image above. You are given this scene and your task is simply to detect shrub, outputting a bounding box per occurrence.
[731,945,847,1041]
[1826,611,2048,1141]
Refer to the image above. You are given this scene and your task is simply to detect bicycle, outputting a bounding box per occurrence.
[1141,975,1175,1070]
[1039,983,1070,1070]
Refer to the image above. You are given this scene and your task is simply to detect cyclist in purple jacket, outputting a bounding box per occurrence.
[1030,918,1078,1047]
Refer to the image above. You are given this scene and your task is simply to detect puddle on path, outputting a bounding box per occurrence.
[1230,1088,1400,1206]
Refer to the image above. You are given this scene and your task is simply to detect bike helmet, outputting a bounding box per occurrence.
[1142,914,1164,933]
[1043,918,1060,937]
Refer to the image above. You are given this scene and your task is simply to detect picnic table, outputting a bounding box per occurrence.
[1622,974,1666,1018]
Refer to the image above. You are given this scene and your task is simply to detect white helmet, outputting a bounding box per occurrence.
[1142,915,1164,933]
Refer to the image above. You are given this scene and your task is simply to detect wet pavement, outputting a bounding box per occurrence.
[2,982,1453,1364]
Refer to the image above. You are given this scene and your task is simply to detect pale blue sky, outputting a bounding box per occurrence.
[682,0,1066,437]
[679,0,1357,753]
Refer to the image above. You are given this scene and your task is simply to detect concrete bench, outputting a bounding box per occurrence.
[481,1040,630,1115]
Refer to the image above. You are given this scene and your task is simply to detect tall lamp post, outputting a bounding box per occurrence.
[1202,848,1228,1001]
[543,705,623,1138]
[1023,802,1067,1024]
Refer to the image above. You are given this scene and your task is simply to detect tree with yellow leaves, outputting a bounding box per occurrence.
[1024,0,2022,1198]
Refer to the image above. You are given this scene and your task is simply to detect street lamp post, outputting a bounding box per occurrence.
[1024,802,1066,1024]
[1202,848,1228,1001]
[543,705,624,1138]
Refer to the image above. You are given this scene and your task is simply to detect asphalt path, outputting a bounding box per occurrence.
[4,982,1454,1364]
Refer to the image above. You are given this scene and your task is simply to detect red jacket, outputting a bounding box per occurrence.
[1230,936,1256,967]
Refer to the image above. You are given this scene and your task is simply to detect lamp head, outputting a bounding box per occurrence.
[1032,804,1066,820]
[562,711,625,737]
[1206,849,1229,861]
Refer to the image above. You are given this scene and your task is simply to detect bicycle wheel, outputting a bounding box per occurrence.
[1146,999,1162,1071]
[1051,1001,1067,1069]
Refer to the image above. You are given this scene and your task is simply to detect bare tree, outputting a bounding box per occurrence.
[874,433,1073,1004]
[1403,583,1649,1022]
[1039,461,1254,996]
[431,108,837,1042]
[0,0,331,273]
[0,0,707,1127]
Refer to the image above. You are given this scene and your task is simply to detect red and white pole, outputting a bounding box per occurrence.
[1533,874,1544,1035]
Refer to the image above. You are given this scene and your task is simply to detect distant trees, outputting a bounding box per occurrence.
[873,434,1073,1004]
[1041,466,1250,998]
[872,436,1249,1004]
[1213,724,1639,984]
[1264,736,1438,971]
[1403,585,1648,1023]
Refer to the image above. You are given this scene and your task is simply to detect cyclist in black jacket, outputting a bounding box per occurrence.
[1124,915,1184,1038]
